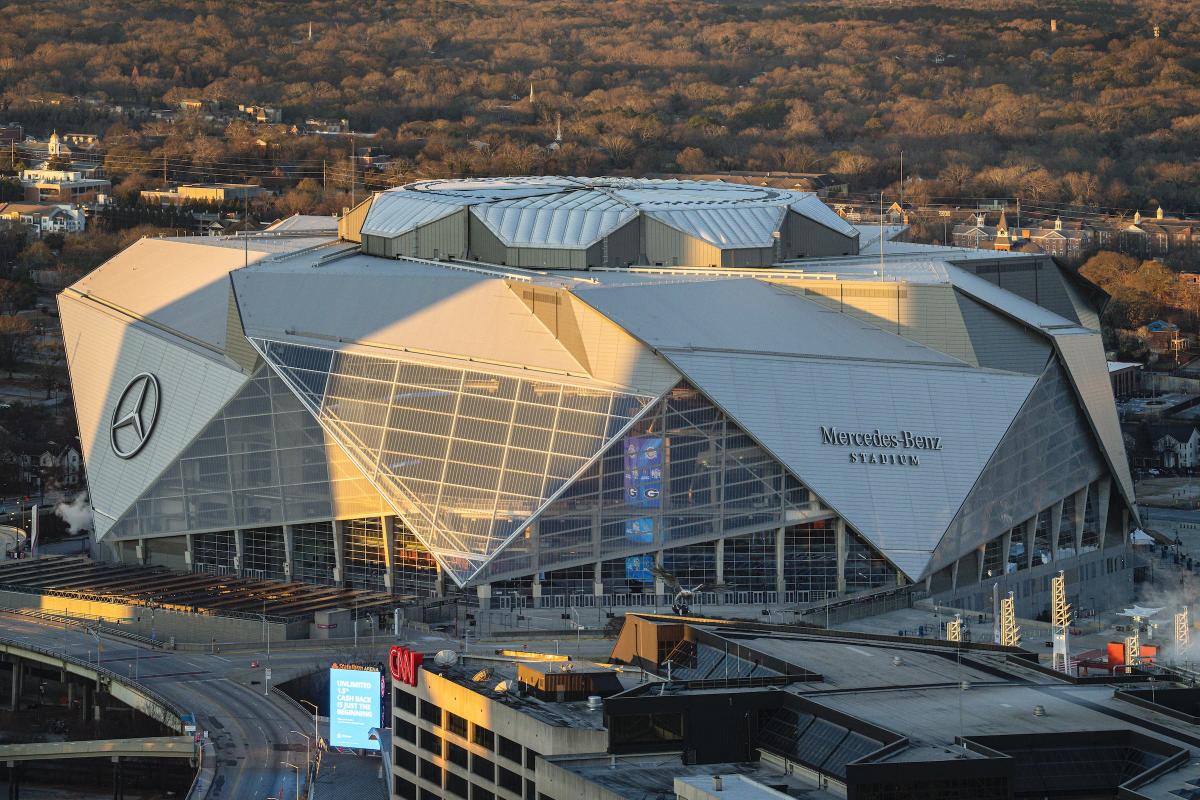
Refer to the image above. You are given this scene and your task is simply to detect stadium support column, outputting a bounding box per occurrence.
[835,520,847,596]
[282,525,294,582]
[381,516,395,593]
[233,530,244,578]
[593,562,604,599]
[477,583,491,610]
[715,539,725,585]
[184,533,194,572]
[135,538,146,566]
[1049,499,1064,561]
[9,658,20,711]
[775,528,786,597]
[1096,478,1113,550]
[1001,530,1012,574]
[654,551,666,597]
[1023,519,1035,570]
[332,521,345,586]
[1073,487,1086,552]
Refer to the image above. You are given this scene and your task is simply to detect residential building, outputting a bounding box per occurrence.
[0,202,85,236]
[238,104,282,124]
[20,169,110,203]
[1108,361,1140,398]
[1152,423,1200,469]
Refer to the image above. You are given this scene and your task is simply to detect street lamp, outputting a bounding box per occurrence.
[281,761,301,800]
[290,731,311,786]
[299,699,320,751]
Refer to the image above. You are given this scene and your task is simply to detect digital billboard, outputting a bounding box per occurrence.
[623,436,662,508]
[624,516,654,545]
[329,666,382,750]
[625,554,655,584]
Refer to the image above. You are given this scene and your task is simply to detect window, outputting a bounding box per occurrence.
[422,790,439,800]
[498,736,522,764]
[420,729,441,756]
[472,725,495,751]
[446,772,470,799]
[525,780,535,800]
[498,767,522,794]
[474,788,495,800]
[396,690,417,714]
[525,749,539,769]
[394,776,417,800]
[396,718,417,744]
[395,744,417,774]
[419,758,441,785]
[447,711,469,738]
[472,754,495,781]
[420,700,441,725]
[609,713,684,746]
[448,742,469,769]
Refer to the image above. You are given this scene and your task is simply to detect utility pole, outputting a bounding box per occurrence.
[349,140,355,208]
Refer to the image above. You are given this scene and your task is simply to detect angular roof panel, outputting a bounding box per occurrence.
[574,277,965,365]
[662,350,1036,580]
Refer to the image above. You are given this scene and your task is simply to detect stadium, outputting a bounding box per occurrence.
[59,177,1139,615]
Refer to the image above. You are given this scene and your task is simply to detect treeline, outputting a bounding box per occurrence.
[2,1,1200,211]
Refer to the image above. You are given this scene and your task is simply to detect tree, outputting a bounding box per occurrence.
[675,147,710,173]
[0,316,33,375]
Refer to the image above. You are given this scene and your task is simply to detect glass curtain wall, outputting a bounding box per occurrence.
[483,383,893,597]
[293,521,336,585]
[344,517,387,591]
[105,366,376,540]
[256,338,656,586]
[243,526,286,580]
[192,530,236,572]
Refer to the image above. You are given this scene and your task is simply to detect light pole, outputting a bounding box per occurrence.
[281,761,301,800]
[260,604,272,696]
[300,699,320,750]
[290,731,311,788]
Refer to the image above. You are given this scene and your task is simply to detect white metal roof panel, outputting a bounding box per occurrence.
[360,191,466,238]
[646,206,786,248]
[472,193,637,248]
[69,237,272,352]
[574,277,963,365]
[232,258,589,377]
[664,350,1037,580]
[947,264,1083,330]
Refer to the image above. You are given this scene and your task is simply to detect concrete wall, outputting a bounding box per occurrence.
[339,195,375,243]
[0,590,304,643]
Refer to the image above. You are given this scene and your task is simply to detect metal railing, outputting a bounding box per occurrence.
[0,582,296,624]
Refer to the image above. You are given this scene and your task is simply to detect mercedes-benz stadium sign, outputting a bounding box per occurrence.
[110,373,161,459]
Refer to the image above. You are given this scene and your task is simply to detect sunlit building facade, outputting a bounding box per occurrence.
[60,178,1138,613]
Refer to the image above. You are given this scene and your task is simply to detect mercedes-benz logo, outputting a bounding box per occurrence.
[110,373,161,459]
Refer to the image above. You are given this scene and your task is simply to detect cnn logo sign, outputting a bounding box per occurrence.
[390,646,424,687]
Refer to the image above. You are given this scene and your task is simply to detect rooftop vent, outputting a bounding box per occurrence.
[472,668,494,683]
[587,695,602,710]
[1033,705,1047,717]
[713,776,723,792]
[434,649,458,667]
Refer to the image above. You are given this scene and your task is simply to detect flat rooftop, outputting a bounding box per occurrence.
[434,657,641,730]
[550,753,838,800]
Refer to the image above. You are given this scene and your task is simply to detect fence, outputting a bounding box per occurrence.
[486,588,839,611]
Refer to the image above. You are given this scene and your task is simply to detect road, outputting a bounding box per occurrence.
[1140,506,1200,527]
[0,614,392,800]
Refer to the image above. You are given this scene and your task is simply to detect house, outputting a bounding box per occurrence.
[0,124,22,145]
[1146,320,1182,354]
[178,98,209,112]
[1181,273,1200,286]
[1116,208,1199,258]
[1151,424,1200,470]
[60,132,100,149]
[0,202,85,236]
[238,104,282,124]
[355,146,391,168]
[20,169,110,203]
